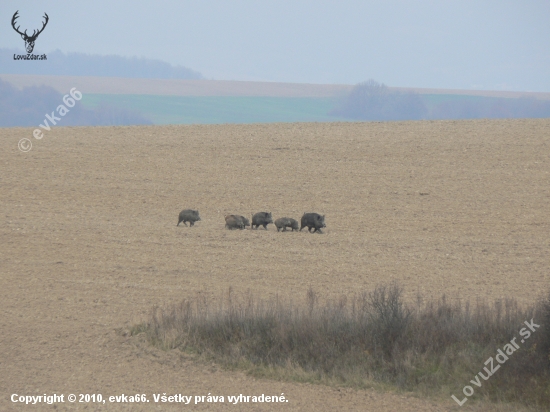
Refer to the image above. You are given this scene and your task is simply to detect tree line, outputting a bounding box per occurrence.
[1,48,202,79]
[331,80,550,121]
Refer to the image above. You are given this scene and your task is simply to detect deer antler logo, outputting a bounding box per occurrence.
[11,10,49,54]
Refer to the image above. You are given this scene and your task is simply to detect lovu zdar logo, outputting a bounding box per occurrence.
[11,10,49,54]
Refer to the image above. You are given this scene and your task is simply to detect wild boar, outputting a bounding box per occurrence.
[251,212,273,230]
[300,213,326,234]
[274,217,299,232]
[177,209,201,227]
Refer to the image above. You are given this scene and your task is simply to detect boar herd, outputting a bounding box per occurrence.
[177,210,326,233]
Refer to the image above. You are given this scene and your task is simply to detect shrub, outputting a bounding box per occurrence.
[135,283,550,409]
[330,80,428,121]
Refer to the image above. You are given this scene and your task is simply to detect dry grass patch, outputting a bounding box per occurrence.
[133,283,550,409]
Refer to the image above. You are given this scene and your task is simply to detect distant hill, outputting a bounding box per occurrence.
[2,74,549,126]
[2,74,550,99]
[0,48,202,79]
[0,78,151,127]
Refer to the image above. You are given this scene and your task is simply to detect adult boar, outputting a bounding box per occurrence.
[177,209,201,226]
[300,213,326,234]
[251,212,273,230]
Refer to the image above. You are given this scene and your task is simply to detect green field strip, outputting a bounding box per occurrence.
[81,95,347,125]
[80,93,536,125]
[419,94,513,109]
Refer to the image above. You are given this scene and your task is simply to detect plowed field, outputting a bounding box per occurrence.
[1,119,548,410]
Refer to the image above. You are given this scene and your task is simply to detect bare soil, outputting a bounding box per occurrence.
[1,119,548,410]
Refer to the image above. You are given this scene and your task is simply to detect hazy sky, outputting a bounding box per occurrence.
[1,1,549,91]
